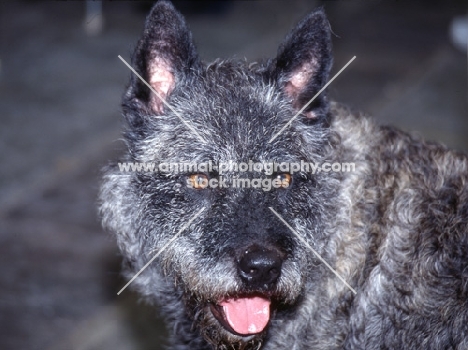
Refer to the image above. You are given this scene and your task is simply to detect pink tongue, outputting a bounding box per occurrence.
[220,297,271,335]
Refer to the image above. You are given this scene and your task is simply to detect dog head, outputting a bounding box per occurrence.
[101,1,337,348]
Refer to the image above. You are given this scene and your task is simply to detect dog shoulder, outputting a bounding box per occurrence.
[332,105,468,348]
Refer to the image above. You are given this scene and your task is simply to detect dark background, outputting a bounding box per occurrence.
[0,1,466,349]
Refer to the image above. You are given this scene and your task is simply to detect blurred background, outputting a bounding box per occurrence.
[0,1,466,349]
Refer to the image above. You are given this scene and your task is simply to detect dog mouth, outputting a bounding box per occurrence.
[210,295,271,336]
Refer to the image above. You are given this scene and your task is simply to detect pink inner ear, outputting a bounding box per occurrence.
[284,63,315,98]
[287,70,309,94]
[284,63,317,119]
[148,58,175,113]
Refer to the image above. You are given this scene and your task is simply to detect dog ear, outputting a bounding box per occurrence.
[129,0,199,114]
[270,9,332,121]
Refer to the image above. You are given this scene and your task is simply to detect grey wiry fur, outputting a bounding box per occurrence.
[100,1,468,349]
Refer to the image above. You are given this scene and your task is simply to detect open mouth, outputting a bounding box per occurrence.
[210,295,271,336]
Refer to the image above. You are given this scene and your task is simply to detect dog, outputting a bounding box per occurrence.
[100,1,468,348]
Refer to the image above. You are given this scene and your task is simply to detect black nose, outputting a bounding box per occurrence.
[238,246,283,289]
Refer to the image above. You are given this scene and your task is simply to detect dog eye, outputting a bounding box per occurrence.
[275,173,292,188]
[188,174,209,189]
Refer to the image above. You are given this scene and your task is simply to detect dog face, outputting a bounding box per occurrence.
[101,1,337,347]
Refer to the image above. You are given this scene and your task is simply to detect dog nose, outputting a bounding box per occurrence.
[238,247,283,289]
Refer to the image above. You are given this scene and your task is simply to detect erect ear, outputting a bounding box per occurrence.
[129,0,199,114]
[269,8,332,121]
